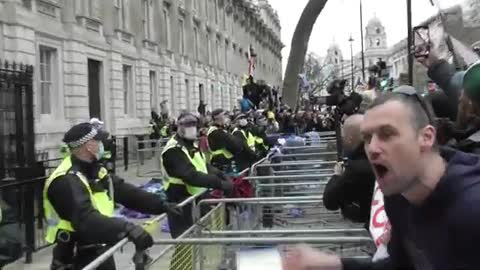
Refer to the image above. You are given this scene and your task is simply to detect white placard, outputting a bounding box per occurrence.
[369,182,390,262]
[237,248,283,270]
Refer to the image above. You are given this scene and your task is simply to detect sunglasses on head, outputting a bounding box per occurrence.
[392,86,433,124]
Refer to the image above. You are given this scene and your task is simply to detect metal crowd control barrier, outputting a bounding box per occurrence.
[82,157,269,270]
[81,190,206,270]
[146,198,371,270]
[136,138,170,177]
[84,131,374,270]
[140,133,373,269]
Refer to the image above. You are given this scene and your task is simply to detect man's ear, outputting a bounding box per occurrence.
[419,125,437,151]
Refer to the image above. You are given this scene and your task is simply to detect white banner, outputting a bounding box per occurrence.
[369,182,391,262]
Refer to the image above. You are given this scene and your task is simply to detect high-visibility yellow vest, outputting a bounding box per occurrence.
[207,126,233,160]
[160,125,168,137]
[232,128,256,152]
[254,135,269,151]
[161,137,208,195]
[43,156,114,244]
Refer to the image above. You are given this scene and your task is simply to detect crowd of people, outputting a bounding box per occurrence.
[283,38,480,269]
[36,28,480,270]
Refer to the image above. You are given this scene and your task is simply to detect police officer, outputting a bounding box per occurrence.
[232,114,258,171]
[207,109,244,171]
[252,113,271,157]
[161,113,233,238]
[44,123,180,270]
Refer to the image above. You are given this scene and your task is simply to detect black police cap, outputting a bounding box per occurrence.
[63,122,110,148]
[212,109,225,118]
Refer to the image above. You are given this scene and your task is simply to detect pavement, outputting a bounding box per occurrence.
[4,157,176,270]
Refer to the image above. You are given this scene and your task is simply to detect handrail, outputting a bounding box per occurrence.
[152,236,372,245]
[201,228,367,235]
[244,174,333,180]
[255,160,336,168]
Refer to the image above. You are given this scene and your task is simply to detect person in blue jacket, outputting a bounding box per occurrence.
[283,86,480,270]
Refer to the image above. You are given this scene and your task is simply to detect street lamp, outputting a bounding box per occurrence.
[360,0,366,81]
[349,35,355,91]
[407,0,413,85]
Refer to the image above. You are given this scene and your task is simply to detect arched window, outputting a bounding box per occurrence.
[376,39,381,47]
[375,27,381,34]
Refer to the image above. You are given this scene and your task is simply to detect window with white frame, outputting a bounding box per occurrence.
[210,84,215,108]
[163,6,171,49]
[185,79,190,110]
[85,0,100,19]
[39,45,56,115]
[179,18,185,54]
[122,65,133,115]
[115,0,129,31]
[149,71,157,110]
[170,76,175,112]
[194,27,199,60]
[143,0,154,40]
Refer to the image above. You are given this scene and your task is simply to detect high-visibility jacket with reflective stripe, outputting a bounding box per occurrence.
[161,137,208,195]
[232,128,256,152]
[43,156,114,244]
[207,126,233,160]
[254,135,268,151]
[160,126,168,137]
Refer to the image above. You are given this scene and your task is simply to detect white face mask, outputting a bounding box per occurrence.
[258,119,267,126]
[239,119,248,127]
[223,117,231,127]
[183,127,197,140]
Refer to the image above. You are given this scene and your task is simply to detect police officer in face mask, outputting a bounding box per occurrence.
[44,123,180,270]
[207,109,244,171]
[232,114,259,171]
[161,113,234,238]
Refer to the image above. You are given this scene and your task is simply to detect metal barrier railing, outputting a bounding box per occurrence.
[135,138,169,177]
[82,157,269,270]
[82,131,374,269]
[81,190,205,270]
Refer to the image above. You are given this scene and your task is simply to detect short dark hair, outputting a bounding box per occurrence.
[368,92,436,131]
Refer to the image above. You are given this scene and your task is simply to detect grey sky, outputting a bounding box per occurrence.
[269,0,461,73]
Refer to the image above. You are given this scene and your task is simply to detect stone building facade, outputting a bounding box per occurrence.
[0,0,283,155]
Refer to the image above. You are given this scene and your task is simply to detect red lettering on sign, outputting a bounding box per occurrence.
[372,205,386,228]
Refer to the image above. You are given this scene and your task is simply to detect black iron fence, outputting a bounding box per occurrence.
[0,157,62,267]
[0,60,35,181]
[0,59,38,266]
[0,59,159,265]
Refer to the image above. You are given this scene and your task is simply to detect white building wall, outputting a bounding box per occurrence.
[0,0,282,154]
